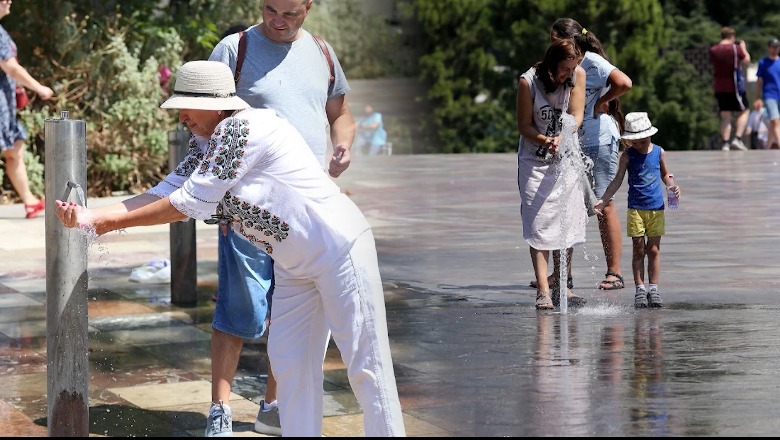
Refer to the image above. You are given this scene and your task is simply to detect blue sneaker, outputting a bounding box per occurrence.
[205,401,233,437]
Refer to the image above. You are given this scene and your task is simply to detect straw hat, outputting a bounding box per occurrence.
[621,112,658,140]
[160,61,249,111]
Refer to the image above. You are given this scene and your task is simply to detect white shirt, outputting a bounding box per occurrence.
[149,108,370,277]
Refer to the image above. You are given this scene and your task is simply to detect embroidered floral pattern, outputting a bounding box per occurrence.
[222,190,290,254]
[199,118,248,179]
[174,136,205,177]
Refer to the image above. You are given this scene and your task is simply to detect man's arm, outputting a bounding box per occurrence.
[326,94,355,178]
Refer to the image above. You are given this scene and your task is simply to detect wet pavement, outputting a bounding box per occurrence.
[1,150,780,436]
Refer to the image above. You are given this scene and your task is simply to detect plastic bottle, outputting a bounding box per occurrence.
[667,174,679,210]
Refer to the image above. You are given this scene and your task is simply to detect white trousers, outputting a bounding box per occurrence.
[268,230,406,437]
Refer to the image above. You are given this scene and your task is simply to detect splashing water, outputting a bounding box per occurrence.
[554,113,593,314]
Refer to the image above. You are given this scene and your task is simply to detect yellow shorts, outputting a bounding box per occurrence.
[626,208,665,237]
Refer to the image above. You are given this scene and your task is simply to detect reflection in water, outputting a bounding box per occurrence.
[594,322,625,435]
[531,313,590,436]
[629,311,672,435]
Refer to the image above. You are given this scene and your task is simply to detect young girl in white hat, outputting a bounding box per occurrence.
[594,112,681,308]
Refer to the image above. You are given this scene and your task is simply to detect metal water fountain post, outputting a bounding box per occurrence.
[44,111,89,436]
[168,126,198,307]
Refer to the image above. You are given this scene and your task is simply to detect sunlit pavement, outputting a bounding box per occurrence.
[2,150,780,436]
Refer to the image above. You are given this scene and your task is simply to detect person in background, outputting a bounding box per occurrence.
[594,112,681,309]
[709,26,750,151]
[206,0,355,436]
[0,0,54,219]
[746,99,770,149]
[537,18,631,293]
[516,38,588,310]
[753,38,780,151]
[53,60,404,437]
[358,104,388,156]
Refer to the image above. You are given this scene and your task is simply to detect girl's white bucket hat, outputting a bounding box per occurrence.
[621,112,659,140]
[161,61,249,111]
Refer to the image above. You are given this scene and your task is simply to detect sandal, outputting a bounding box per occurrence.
[530,275,573,290]
[24,199,45,219]
[535,290,554,310]
[598,272,625,290]
[551,288,587,308]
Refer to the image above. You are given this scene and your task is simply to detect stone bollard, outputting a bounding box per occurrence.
[44,111,89,436]
[168,127,198,307]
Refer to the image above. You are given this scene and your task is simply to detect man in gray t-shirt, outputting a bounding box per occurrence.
[204,0,356,437]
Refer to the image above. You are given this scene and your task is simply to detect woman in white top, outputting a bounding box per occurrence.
[548,18,633,292]
[53,60,406,437]
[516,39,588,310]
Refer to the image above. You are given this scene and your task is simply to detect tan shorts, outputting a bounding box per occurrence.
[626,208,665,237]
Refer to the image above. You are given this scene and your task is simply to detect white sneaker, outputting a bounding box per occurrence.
[730,138,748,151]
[721,141,730,151]
[129,258,171,284]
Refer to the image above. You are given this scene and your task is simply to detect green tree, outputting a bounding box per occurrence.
[3,0,411,200]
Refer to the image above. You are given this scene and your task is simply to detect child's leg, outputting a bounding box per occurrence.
[646,236,662,285]
[631,236,646,287]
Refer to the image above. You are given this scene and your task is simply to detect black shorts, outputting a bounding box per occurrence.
[715,92,747,112]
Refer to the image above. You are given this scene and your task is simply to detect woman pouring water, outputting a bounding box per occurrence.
[52,60,406,437]
[516,38,589,310]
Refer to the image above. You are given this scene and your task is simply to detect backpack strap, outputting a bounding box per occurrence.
[313,35,335,86]
[234,30,247,84]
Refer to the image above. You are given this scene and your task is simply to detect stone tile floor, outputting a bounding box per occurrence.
[2,151,780,436]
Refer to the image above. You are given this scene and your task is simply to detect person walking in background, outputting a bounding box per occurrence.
[206,0,355,436]
[594,112,681,309]
[543,18,632,293]
[753,38,780,151]
[0,0,53,219]
[516,38,588,310]
[746,99,771,149]
[53,60,404,437]
[709,26,750,151]
[358,104,388,156]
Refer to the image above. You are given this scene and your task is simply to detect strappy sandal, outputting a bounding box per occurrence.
[530,275,573,290]
[598,272,624,290]
[535,290,554,310]
[24,199,45,219]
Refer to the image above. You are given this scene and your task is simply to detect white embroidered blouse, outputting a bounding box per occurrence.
[149,108,370,276]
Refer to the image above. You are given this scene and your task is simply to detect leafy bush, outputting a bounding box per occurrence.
[2,0,416,201]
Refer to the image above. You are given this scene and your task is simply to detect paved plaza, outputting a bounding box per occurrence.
[1,150,780,436]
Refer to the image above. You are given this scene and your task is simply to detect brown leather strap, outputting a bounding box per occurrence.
[313,35,335,86]
[235,30,247,84]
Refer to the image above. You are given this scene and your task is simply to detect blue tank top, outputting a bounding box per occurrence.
[626,145,664,210]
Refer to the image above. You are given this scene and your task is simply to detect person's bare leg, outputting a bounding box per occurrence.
[770,118,780,151]
[549,248,572,284]
[3,140,38,205]
[631,236,646,287]
[645,236,662,285]
[263,319,277,404]
[734,109,749,138]
[531,247,550,293]
[265,361,277,403]
[599,200,623,287]
[211,329,244,405]
[719,111,733,144]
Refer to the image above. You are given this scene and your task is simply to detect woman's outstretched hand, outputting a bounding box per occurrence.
[54,200,92,230]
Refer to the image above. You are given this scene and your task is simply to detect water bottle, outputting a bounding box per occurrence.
[667,174,679,210]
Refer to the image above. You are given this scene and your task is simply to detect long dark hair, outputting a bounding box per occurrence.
[550,17,624,133]
[533,39,581,94]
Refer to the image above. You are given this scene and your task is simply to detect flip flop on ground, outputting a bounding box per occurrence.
[599,272,624,290]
